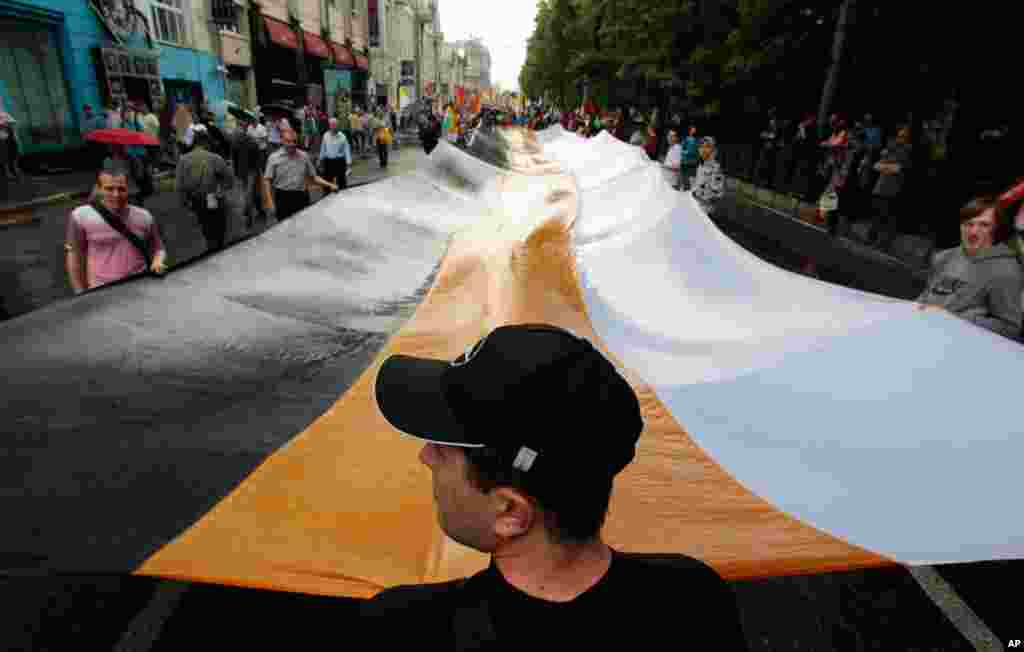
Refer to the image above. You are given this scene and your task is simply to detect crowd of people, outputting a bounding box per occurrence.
[746,111,920,241]
[412,97,1024,345]
[420,101,728,216]
[65,98,401,295]
[65,93,1024,345]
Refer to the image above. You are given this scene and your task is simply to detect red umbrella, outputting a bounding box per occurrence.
[85,128,159,146]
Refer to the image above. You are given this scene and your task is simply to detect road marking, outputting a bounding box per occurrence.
[907,565,1004,652]
[112,580,190,652]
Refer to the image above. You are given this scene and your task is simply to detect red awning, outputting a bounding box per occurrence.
[331,42,355,67]
[354,54,369,71]
[304,31,330,59]
[263,16,298,51]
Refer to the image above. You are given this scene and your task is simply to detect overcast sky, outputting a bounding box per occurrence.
[439,0,537,91]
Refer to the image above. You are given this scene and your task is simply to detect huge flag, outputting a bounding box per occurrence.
[2,126,1022,598]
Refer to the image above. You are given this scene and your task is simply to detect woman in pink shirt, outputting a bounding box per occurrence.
[65,168,167,293]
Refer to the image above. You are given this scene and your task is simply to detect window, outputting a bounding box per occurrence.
[151,0,187,45]
[213,0,242,33]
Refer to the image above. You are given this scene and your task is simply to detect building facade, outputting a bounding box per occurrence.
[451,36,489,93]
[249,0,369,116]
[0,0,230,158]
[368,0,396,108]
[439,39,465,107]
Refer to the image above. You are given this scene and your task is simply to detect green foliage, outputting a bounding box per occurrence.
[521,0,842,117]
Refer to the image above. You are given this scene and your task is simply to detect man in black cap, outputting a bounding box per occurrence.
[365,324,749,649]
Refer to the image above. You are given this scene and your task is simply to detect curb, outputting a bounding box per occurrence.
[0,171,177,227]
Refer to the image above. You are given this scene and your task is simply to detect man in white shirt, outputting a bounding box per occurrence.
[248,118,269,186]
[248,119,268,153]
[319,118,352,191]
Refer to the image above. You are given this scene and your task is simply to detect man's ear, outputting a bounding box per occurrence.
[491,487,535,539]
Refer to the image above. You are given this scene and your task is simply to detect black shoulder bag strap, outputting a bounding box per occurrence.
[90,201,152,271]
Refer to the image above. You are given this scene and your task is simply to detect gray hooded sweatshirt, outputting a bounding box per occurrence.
[917,243,1024,340]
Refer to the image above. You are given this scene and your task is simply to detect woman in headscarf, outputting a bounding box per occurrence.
[692,136,725,215]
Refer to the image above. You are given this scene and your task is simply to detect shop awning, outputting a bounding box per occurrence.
[304,31,330,59]
[331,42,355,67]
[263,16,298,51]
[354,53,369,71]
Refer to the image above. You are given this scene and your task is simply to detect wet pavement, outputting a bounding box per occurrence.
[0,145,423,322]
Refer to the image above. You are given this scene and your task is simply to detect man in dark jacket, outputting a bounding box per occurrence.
[232,119,263,228]
[176,126,234,252]
[420,114,441,155]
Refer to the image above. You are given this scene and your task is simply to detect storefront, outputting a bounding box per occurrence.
[302,30,329,112]
[251,13,303,106]
[93,46,162,112]
[0,5,76,156]
[323,41,354,118]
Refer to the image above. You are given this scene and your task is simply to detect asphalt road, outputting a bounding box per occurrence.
[1,143,1018,651]
[0,144,425,322]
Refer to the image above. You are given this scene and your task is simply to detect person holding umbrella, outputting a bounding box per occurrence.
[85,125,160,202]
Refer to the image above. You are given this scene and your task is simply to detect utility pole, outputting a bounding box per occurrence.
[817,0,855,138]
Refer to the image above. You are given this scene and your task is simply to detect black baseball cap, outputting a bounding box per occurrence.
[374,324,644,482]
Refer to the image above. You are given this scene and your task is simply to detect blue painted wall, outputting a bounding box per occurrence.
[158,43,226,123]
[0,0,225,150]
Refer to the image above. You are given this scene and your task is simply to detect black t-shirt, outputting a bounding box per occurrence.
[359,550,749,650]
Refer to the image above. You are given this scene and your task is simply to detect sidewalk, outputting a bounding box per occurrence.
[728,177,937,270]
[0,170,102,222]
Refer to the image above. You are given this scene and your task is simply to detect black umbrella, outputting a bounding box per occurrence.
[260,104,295,117]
